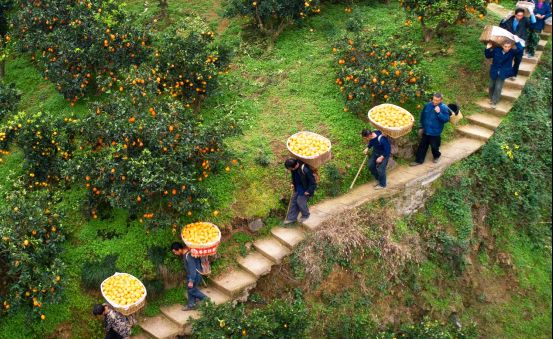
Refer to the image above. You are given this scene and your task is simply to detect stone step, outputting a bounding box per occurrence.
[131,333,152,339]
[271,227,306,249]
[200,287,231,305]
[139,315,182,339]
[160,305,201,335]
[522,50,543,64]
[500,87,522,102]
[475,99,512,117]
[466,113,502,130]
[519,61,537,76]
[237,251,274,277]
[504,75,528,90]
[537,39,547,51]
[457,124,494,142]
[210,269,257,297]
[541,32,551,40]
[253,237,291,263]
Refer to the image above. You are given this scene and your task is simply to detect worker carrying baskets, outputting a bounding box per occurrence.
[170,221,221,310]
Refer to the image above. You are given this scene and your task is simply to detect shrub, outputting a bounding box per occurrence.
[14,0,150,104]
[322,164,343,197]
[0,111,77,185]
[334,34,429,114]
[191,299,311,338]
[118,17,231,111]
[0,186,65,319]
[224,0,321,39]
[81,255,118,290]
[65,93,240,227]
[0,81,20,121]
[399,0,488,42]
[376,317,478,338]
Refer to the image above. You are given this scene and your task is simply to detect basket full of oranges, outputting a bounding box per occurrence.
[286,131,332,168]
[101,273,147,316]
[181,222,222,257]
[368,104,415,139]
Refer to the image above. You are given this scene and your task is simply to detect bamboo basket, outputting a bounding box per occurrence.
[181,222,221,257]
[516,1,535,17]
[545,17,552,34]
[367,104,414,139]
[286,131,332,169]
[101,273,147,316]
[479,25,521,48]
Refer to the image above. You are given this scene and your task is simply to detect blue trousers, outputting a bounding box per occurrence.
[368,153,389,187]
[287,192,310,221]
[187,275,206,307]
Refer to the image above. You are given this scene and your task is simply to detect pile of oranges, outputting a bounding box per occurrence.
[370,105,413,128]
[102,273,146,306]
[181,222,220,246]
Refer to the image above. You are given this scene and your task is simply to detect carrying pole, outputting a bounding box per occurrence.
[350,155,368,190]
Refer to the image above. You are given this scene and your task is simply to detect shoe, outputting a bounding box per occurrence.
[182,305,196,311]
[488,99,494,105]
[491,102,497,108]
[299,215,310,223]
[433,157,441,164]
[410,162,422,167]
[374,185,386,190]
[527,54,534,59]
[283,219,296,225]
[509,76,517,81]
[374,183,381,188]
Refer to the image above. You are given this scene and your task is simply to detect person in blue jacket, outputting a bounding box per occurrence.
[284,158,317,224]
[485,41,518,107]
[362,129,391,190]
[500,8,537,74]
[532,0,552,33]
[171,242,207,310]
[411,93,450,166]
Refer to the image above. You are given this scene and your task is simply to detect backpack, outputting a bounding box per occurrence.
[378,134,398,155]
[301,164,320,184]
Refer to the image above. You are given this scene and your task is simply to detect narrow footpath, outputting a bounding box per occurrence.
[132,5,551,338]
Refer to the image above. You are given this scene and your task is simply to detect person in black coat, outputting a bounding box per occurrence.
[500,8,537,76]
[485,41,519,107]
[284,158,317,224]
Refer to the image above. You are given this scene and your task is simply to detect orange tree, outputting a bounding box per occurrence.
[13,0,150,104]
[65,91,240,227]
[400,0,488,42]
[0,81,20,122]
[0,186,65,320]
[333,35,429,114]
[0,111,77,185]
[224,0,321,39]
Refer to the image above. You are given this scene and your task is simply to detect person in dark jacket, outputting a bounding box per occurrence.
[362,129,391,190]
[92,303,137,339]
[171,242,207,310]
[485,41,518,107]
[284,158,317,224]
[411,93,450,166]
[500,8,537,75]
[532,0,552,33]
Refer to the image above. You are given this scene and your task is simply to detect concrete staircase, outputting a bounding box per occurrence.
[131,4,549,338]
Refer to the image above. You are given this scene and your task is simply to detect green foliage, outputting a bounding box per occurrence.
[0,81,20,121]
[191,299,311,338]
[14,0,150,103]
[0,111,77,185]
[334,34,429,114]
[81,255,118,290]
[224,0,321,38]
[400,0,489,41]
[321,163,343,197]
[375,317,478,338]
[324,312,376,338]
[0,186,65,319]
[66,92,240,227]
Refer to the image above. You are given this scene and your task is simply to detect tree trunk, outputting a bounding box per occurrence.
[421,19,433,42]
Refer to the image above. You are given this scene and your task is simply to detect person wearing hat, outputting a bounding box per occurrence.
[362,129,391,190]
[92,303,137,339]
[171,242,207,311]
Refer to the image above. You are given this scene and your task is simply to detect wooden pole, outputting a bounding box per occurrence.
[350,155,368,190]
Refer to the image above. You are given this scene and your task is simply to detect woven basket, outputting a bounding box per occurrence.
[546,18,552,33]
[516,1,535,17]
[367,104,414,139]
[480,25,520,48]
[181,222,221,251]
[101,273,147,316]
[447,104,463,125]
[286,131,332,169]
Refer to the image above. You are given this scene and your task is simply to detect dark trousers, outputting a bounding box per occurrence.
[489,77,505,105]
[105,329,123,339]
[415,134,441,164]
[368,153,389,187]
[187,274,206,307]
[527,30,539,56]
[286,192,310,221]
